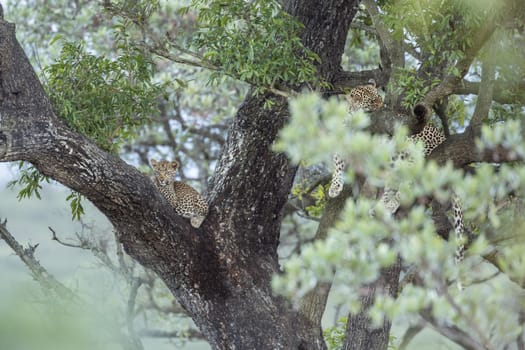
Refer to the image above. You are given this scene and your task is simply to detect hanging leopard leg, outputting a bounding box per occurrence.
[453,199,465,264]
[452,195,465,290]
[328,154,345,198]
[381,187,400,214]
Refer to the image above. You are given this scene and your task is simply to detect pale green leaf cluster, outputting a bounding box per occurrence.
[274,92,525,345]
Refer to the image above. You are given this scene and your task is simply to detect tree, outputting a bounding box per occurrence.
[0,0,524,350]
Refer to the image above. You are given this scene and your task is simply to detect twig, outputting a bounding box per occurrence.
[469,271,500,286]
[420,10,500,109]
[469,38,496,129]
[398,322,425,350]
[137,328,204,340]
[0,219,76,300]
[149,46,217,70]
[433,270,497,350]
[49,226,83,248]
[419,310,486,350]
[127,278,145,350]
[49,226,118,273]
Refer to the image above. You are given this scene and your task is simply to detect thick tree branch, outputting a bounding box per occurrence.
[298,185,354,326]
[418,9,501,111]
[331,68,387,94]
[428,128,524,167]
[343,260,402,350]
[469,41,496,129]
[454,80,525,105]
[419,311,487,350]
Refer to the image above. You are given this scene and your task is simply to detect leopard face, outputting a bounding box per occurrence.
[346,79,383,112]
[150,159,180,184]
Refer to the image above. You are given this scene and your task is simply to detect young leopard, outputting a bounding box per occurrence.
[328,79,383,198]
[150,159,209,228]
[379,125,466,270]
[329,87,466,272]
[380,125,446,213]
[346,79,383,113]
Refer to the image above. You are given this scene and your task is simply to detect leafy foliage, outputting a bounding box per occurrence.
[291,182,327,218]
[181,0,320,90]
[7,162,49,200]
[324,317,398,350]
[9,11,162,219]
[66,192,85,221]
[45,40,161,153]
[323,317,347,350]
[275,93,525,347]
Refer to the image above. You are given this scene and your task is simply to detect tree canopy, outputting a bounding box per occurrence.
[0,0,524,349]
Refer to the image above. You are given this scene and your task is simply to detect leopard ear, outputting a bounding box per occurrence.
[171,161,180,170]
[150,158,158,166]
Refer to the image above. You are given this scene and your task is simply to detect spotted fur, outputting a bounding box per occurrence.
[409,125,446,156]
[453,197,465,264]
[328,79,383,198]
[381,125,446,213]
[328,84,466,271]
[346,79,383,112]
[150,159,208,228]
[380,125,466,272]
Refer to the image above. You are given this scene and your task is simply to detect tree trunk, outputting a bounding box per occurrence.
[344,262,402,350]
[0,1,366,349]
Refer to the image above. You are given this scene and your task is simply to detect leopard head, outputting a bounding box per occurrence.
[150,159,180,182]
[346,79,383,112]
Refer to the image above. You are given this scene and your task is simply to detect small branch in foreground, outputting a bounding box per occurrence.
[49,225,119,274]
[419,8,500,110]
[469,39,496,129]
[433,270,496,350]
[398,322,425,350]
[126,278,145,350]
[137,328,205,340]
[0,219,76,299]
[419,310,486,350]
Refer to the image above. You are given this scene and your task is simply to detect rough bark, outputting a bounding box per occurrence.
[343,261,402,350]
[0,1,361,349]
[298,185,354,327]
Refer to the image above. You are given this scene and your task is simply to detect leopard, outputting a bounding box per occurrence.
[328,79,383,198]
[380,124,446,213]
[379,124,466,276]
[347,78,383,113]
[150,159,209,228]
[327,82,466,274]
